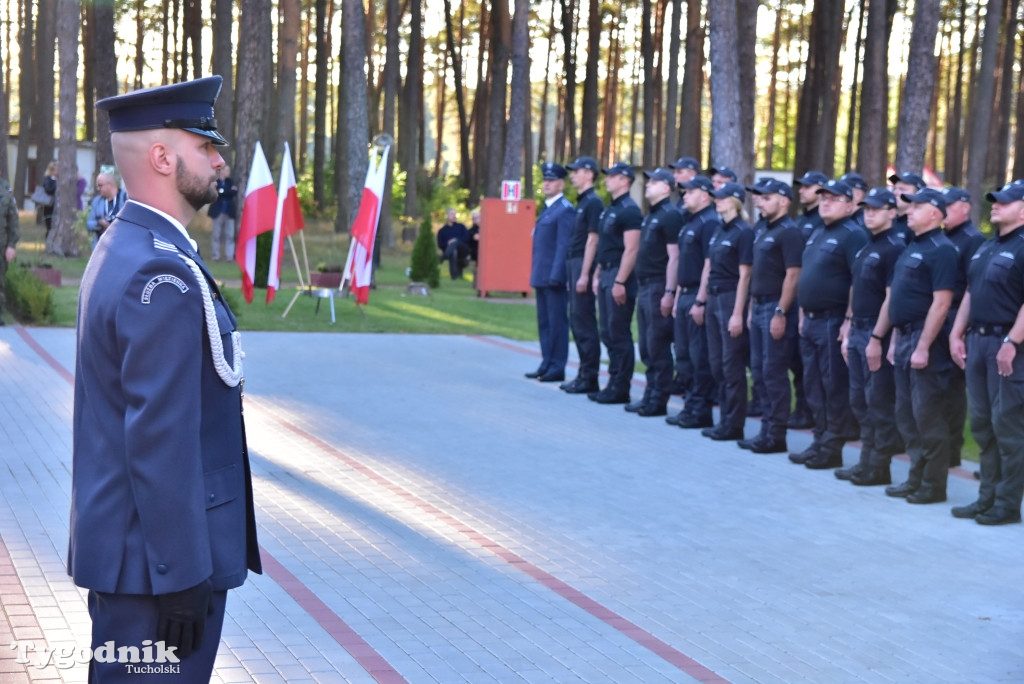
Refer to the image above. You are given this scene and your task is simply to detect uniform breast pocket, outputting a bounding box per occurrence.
[205,464,241,510]
[984,255,1015,283]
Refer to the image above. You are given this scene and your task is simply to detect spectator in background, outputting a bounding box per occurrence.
[207,165,238,261]
[468,209,480,264]
[437,207,470,280]
[42,161,58,236]
[86,172,127,247]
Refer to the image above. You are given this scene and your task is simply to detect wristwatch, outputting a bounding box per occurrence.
[774,306,786,317]
[665,289,675,295]
[1002,336,1019,348]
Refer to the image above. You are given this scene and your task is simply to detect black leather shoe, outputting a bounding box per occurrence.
[951,500,992,519]
[788,447,817,464]
[700,426,717,437]
[592,390,630,405]
[787,412,814,430]
[524,369,544,379]
[749,438,788,454]
[637,404,668,417]
[564,379,600,394]
[587,391,601,401]
[624,400,646,413]
[906,489,946,504]
[665,412,684,426]
[805,452,843,470]
[885,481,918,498]
[538,372,565,382]
[705,427,744,441]
[976,506,1022,525]
[850,467,891,486]
[737,438,758,450]
[678,414,714,429]
[834,463,864,481]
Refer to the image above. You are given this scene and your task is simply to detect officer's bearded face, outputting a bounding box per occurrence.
[175,156,219,211]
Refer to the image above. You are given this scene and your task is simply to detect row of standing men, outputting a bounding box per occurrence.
[526,156,1024,526]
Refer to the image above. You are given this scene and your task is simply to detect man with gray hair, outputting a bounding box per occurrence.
[86,171,127,247]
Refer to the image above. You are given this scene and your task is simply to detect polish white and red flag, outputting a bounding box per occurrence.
[266,142,305,304]
[235,141,277,303]
[344,145,390,305]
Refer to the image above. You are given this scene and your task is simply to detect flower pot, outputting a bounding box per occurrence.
[309,271,343,289]
[31,266,61,287]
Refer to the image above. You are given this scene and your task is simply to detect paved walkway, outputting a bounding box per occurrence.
[0,326,1021,683]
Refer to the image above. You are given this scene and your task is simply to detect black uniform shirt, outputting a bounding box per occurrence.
[892,214,910,243]
[799,206,825,242]
[944,220,985,306]
[568,187,605,259]
[676,204,721,288]
[888,227,957,327]
[596,194,642,266]
[966,224,1024,326]
[850,228,904,318]
[635,198,684,281]
[797,217,868,311]
[751,215,803,298]
[708,217,754,290]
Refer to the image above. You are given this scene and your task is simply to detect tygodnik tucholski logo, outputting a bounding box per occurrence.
[10,639,181,673]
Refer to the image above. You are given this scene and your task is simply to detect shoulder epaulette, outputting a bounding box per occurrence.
[153,237,179,254]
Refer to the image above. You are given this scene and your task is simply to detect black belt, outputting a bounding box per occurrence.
[849,316,877,330]
[599,261,618,269]
[897,320,925,335]
[752,294,778,304]
[803,307,846,320]
[707,284,737,295]
[637,276,665,286]
[971,322,1016,337]
[678,285,698,295]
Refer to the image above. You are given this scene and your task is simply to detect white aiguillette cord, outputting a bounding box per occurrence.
[178,254,244,388]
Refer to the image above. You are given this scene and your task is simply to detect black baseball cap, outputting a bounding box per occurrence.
[840,172,868,192]
[602,161,636,181]
[859,187,897,208]
[680,175,714,193]
[540,162,567,180]
[747,178,794,200]
[667,156,699,170]
[708,166,737,181]
[942,186,971,204]
[889,171,926,190]
[986,182,1024,204]
[711,182,746,202]
[643,168,675,185]
[817,179,853,199]
[794,170,829,187]
[565,156,598,173]
[901,188,948,216]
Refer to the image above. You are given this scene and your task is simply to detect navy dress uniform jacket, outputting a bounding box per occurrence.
[69,201,261,596]
[530,196,576,288]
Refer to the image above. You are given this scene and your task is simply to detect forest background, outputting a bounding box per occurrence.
[1,0,1022,259]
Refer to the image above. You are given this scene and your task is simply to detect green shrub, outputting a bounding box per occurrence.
[6,266,54,323]
[409,215,440,289]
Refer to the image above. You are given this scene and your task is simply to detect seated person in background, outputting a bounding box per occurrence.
[85,172,127,247]
[437,207,470,280]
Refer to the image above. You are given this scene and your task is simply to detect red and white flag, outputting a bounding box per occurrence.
[343,144,390,305]
[266,142,305,303]
[235,141,277,303]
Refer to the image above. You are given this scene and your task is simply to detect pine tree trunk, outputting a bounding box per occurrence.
[663,0,682,161]
[640,0,655,167]
[34,0,57,182]
[485,0,510,197]
[276,0,300,160]
[50,0,80,257]
[678,0,703,162]
[945,0,967,186]
[965,0,1003,220]
[313,0,328,210]
[403,0,422,215]
[13,0,35,206]
[92,0,117,168]
[736,0,757,184]
[444,0,471,187]
[501,0,529,184]
[707,0,743,177]
[558,0,577,160]
[764,2,782,169]
[336,0,369,233]
[579,0,601,158]
[986,0,1019,185]
[234,0,271,195]
[894,0,940,174]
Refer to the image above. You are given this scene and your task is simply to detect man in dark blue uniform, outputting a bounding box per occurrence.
[627,168,683,416]
[837,188,905,486]
[437,208,470,280]
[709,166,738,190]
[791,179,866,469]
[740,179,803,453]
[941,186,984,468]
[526,162,575,382]
[875,188,958,504]
[949,182,1024,524]
[561,156,604,394]
[666,175,721,428]
[668,156,699,395]
[589,162,642,404]
[840,172,868,227]
[70,76,262,681]
[889,171,926,240]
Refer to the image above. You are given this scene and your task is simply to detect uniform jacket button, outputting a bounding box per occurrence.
[156,563,168,574]
[209,492,216,502]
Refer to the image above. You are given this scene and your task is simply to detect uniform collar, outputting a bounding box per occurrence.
[998,223,1024,242]
[125,200,199,252]
[945,220,972,236]
[911,226,944,242]
[870,227,896,242]
[545,193,564,208]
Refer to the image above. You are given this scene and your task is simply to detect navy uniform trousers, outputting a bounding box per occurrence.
[567,255,600,382]
[847,323,903,468]
[749,300,797,442]
[535,284,569,376]
[893,326,954,495]
[597,266,636,396]
[637,278,674,407]
[674,291,715,420]
[706,289,748,432]
[965,333,1024,514]
[800,313,857,455]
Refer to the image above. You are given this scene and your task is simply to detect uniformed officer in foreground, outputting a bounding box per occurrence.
[526,162,575,382]
[949,182,1024,524]
[941,187,984,468]
[627,168,683,416]
[561,156,604,394]
[791,179,866,469]
[838,188,904,485]
[70,76,262,681]
[667,175,721,428]
[740,179,803,453]
[875,188,958,504]
[0,177,19,325]
[590,162,642,404]
[668,156,699,395]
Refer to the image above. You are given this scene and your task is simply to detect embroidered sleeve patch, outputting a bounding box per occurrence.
[140,274,190,304]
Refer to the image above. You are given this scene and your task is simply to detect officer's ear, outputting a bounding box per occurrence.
[148,141,175,177]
